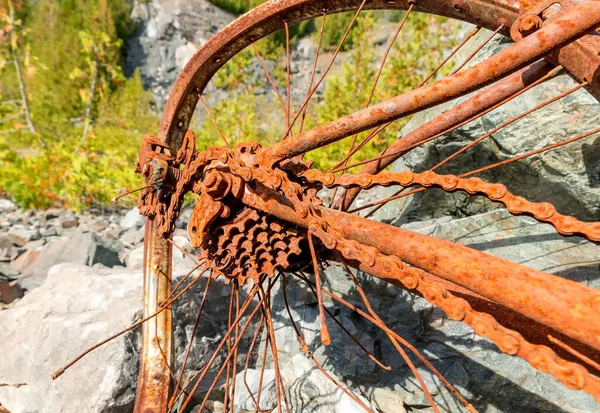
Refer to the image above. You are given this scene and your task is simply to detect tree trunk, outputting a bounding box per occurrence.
[8,7,43,147]
[76,60,98,153]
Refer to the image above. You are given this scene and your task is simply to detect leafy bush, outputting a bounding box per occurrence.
[0,1,461,209]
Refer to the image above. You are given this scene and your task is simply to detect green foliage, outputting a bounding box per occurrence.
[0,0,149,210]
[304,12,460,170]
[207,0,264,14]
[0,2,461,210]
[317,12,373,51]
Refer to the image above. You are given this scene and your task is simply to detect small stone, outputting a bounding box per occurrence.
[0,199,17,212]
[7,228,33,247]
[11,249,42,273]
[121,227,145,245]
[40,227,58,237]
[0,263,19,280]
[233,369,277,411]
[371,388,407,413]
[91,219,108,232]
[17,232,123,290]
[103,228,122,240]
[172,235,193,253]
[119,208,144,230]
[43,208,62,220]
[24,238,46,250]
[61,218,79,229]
[0,279,23,304]
[126,247,144,270]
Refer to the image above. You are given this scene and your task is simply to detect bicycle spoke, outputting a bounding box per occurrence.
[223,283,237,411]
[450,24,505,75]
[330,5,414,208]
[350,124,600,215]
[282,0,368,141]
[169,275,212,409]
[199,95,230,147]
[287,272,391,370]
[285,22,292,137]
[259,282,291,413]
[308,232,331,346]
[180,279,270,412]
[298,13,326,135]
[282,275,374,413]
[548,335,600,372]
[294,270,442,413]
[230,283,241,412]
[330,65,562,174]
[337,4,415,169]
[337,256,475,412]
[252,44,289,125]
[418,25,481,87]
[52,263,207,380]
[432,80,588,172]
[243,313,266,411]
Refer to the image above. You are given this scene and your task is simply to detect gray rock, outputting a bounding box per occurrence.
[120,227,144,246]
[43,208,63,220]
[24,238,46,250]
[6,227,36,247]
[0,236,20,262]
[60,218,79,229]
[18,232,124,290]
[125,0,235,108]
[91,219,108,232]
[125,247,144,270]
[382,30,600,224]
[0,263,19,280]
[119,208,144,231]
[40,226,58,237]
[233,369,277,411]
[0,264,142,413]
[0,199,17,212]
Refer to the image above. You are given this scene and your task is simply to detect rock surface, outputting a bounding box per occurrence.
[125,0,235,108]
[379,30,600,225]
[269,209,600,413]
[0,264,142,413]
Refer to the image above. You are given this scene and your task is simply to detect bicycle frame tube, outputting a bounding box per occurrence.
[241,190,600,353]
[134,220,173,413]
[255,2,600,164]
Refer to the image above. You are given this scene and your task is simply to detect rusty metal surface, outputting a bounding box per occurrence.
[239,184,600,400]
[255,2,600,164]
[158,0,525,152]
[134,220,173,413]
[134,123,600,401]
[302,168,600,241]
[340,60,556,209]
[131,0,600,410]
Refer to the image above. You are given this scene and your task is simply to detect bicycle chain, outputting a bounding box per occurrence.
[299,169,600,242]
[137,138,599,394]
[315,223,600,397]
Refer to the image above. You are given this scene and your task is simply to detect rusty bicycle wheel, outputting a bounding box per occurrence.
[58,0,600,412]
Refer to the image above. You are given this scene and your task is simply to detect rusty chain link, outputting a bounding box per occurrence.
[319,225,600,396]
[300,169,600,242]
[135,134,600,397]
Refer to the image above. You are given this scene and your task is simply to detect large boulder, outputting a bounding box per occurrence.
[0,264,142,413]
[270,209,600,412]
[378,31,600,225]
[0,262,252,413]
[18,232,124,290]
[125,0,235,107]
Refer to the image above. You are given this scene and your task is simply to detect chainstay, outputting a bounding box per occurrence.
[324,230,600,399]
[300,169,600,242]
